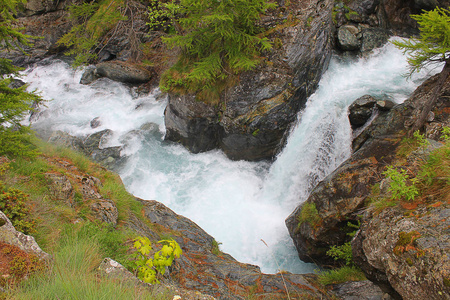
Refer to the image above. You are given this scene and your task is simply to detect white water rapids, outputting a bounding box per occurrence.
[23,40,439,274]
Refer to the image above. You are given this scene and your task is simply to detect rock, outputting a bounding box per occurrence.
[332,280,394,300]
[286,70,450,267]
[348,95,378,128]
[80,66,99,85]
[164,94,222,154]
[89,198,119,226]
[44,172,75,206]
[48,131,85,152]
[96,61,152,84]
[361,28,389,52]
[98,258,217,300]
[165,0,334,161]
[338,25,361,51]
[0,210,50,260]
[414,0,439,10]
[90,117,101,129]
[353,205,450,300]
[131,199,326,299]
[8,79,26,89]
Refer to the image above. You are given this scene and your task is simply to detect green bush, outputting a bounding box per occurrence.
[132,236,182,284]
[0,183,35,234]
[160,0,276,102]
[383,166,419,201]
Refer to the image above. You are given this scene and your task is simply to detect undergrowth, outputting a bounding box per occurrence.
[9,222,173,299]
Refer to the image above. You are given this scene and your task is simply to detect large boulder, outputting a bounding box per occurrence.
[286,72,450,266]
[128,199,328,299]
[165,0,334,161]
[352,204,450,300]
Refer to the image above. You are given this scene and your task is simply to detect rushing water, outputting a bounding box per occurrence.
[23,40,439,274]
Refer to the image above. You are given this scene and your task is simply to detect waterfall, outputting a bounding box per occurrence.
[23,39,439,274]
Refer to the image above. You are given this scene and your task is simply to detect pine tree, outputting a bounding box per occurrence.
[160,0,276,102]
[393,7,450,134]
[0,0,43,157]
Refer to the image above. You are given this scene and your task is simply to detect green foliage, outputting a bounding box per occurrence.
[327,242,353,266]
[317,266,366,285]
[147,0,179,32]
[0,183,35,234]
[392,7,450,74]
[297,202,321,228]
[413,130,430,148]
[132,236,182,284]
[11,223,174,300]
[0,0,43,158]
[160,0,276,102]
[211,239,222,255]
[383,166,419,201]
[326,221,359,266]
[58,0,127,66]
[442,126,450,141]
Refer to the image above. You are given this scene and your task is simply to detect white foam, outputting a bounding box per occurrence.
[24,40,441,274]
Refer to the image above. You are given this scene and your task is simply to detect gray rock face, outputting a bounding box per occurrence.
[96,61,152,84]
[286,72,450,267]
[338,25,361,51]
[164,94,223,153]
[353,205,450,300]
[360,28,389,52]
[165,0,334,161]
[332,280,394,300]
[45,173,75,206]
[0,210,50,260]
[130,199,324,299]
[348,95,378,127]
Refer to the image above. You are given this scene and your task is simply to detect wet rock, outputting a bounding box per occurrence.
[338,25,361,51]
[0,210,50,260]
[8,79,26,89]
[165,94,222,154]
[134,199,326,299]
[286,71,450,267]
[80,66,99,85]
[361,28,389,52]
[96,61,152,84]
[348,95,378,128]
[90,117,101,129]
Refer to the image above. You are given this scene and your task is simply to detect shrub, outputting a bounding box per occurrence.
[383,166,419,201]
[160,0,276,102]
[132,236,182,284]
[0,183,35,234]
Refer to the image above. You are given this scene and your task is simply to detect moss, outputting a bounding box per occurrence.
[297,202,321,228]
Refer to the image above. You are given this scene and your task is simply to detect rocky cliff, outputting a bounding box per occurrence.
[286,52,450,299]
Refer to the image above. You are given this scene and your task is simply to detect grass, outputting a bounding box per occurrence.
[0,138,162,298]
[8,222,173,300]
[317,266,366,285]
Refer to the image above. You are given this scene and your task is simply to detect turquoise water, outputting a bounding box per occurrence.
[24,39,439,273]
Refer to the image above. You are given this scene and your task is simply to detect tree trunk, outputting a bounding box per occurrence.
[409,59,450,135]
